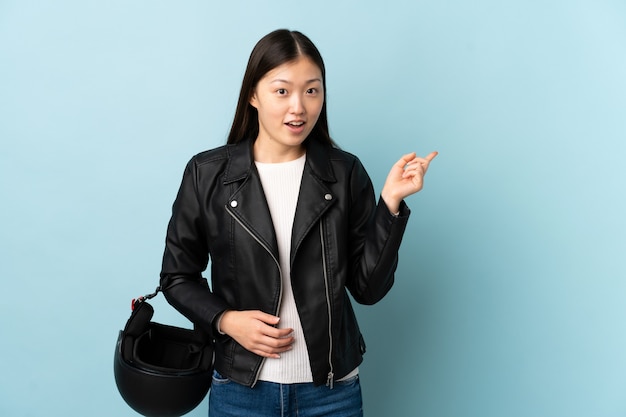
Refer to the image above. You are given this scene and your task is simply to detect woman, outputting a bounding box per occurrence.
[160,29,437,417]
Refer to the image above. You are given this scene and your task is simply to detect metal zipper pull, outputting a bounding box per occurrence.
[326,372,334,389]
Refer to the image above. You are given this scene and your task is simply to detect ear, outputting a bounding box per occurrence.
[249,92,259,109]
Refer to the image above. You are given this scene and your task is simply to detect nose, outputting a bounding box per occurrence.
[289,95,305,115]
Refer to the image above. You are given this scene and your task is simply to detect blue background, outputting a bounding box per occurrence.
[1,1,625,416]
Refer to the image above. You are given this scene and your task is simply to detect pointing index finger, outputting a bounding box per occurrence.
[425,151,438,162]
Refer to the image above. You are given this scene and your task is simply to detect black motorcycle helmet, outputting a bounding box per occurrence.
[114,289,213,417]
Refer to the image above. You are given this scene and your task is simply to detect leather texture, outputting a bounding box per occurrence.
[160,137,410,387]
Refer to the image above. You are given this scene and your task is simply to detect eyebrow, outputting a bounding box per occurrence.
[270,78,322,84]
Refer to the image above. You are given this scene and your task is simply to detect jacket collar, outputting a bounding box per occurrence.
[223,137,337,184]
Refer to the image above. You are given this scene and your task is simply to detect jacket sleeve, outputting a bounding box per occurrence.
[346,158,410,305]
[160,158,231,339]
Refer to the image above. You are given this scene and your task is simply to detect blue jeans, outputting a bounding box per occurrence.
[208,371,363,417]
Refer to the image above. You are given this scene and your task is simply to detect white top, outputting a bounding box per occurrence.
[255,153,313,383]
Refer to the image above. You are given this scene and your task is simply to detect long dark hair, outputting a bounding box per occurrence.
[226,29,334,146]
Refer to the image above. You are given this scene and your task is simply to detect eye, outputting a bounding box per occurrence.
[306,88,318,95]
[276,88,287,95]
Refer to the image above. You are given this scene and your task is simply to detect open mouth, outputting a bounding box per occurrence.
[286,121,305,127]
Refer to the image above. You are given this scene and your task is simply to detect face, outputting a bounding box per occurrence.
[250,56,324,161]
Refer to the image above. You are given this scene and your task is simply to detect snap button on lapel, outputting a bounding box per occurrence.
[230,200,238,208]
[324,194,332,201]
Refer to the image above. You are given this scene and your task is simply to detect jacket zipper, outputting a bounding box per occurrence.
[320,222,334,389]
[226,205,283,388]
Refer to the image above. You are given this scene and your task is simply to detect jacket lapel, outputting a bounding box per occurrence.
[222,138,338,265]
[291,139,337,264]
[223,140,279,260]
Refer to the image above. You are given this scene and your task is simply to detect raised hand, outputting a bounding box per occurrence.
[381,151,438,214]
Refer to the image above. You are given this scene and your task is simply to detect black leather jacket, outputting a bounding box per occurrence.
[160,137,410,387]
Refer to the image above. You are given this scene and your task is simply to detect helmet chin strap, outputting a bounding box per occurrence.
[131,286,161,311]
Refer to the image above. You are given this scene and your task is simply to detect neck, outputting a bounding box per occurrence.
[253,138,305,163]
